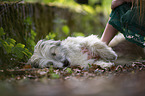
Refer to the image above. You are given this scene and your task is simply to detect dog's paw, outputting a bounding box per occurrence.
[97,47,118,61]
[94,60,114,68]
[46,62,64,68]
[103,51,118,61]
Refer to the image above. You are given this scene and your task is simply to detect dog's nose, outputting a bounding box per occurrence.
[63,59,70,67]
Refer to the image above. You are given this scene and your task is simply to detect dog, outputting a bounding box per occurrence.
[28,35,118,68]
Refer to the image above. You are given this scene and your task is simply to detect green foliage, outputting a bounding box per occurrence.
[0,0,113,70]
[102,0,112,15]
[49,65,60,79]
[0,28,16,54]
[12,43,31,59]
[72,32,85,37]
[4,38,16,54]
[49,66,73,79]
[52,17,86,39]
[24,17,32,26]
[66,68,73,74]
[25,0,77,5]
[24,0,112,15]
[88,63,92,68]
[49,65,54,73]
[45,33,56,40]
[0,0,20,2]
[0,28,5,36]
[24,17,37,52]
[26,29,36,52]
[83,5,95,14]
[50,73,60,79]
[62,25,70,35]
[52,18,70,40]
[0,27,32,69]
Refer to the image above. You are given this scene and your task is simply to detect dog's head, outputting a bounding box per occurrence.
[28,40,70,68]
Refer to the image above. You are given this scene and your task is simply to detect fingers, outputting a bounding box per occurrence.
[111,0,125,10]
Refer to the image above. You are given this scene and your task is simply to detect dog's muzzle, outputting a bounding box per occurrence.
[63,59,70,67]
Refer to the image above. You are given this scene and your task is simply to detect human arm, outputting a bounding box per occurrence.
[101,0,135,45]
[101,18,118,45]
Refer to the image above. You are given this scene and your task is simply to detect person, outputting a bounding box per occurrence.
[82,0,145,60]
[101,0,145,47]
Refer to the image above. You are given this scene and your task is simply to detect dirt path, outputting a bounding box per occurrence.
[0,65,145,96]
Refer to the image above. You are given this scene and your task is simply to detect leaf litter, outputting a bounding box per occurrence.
[0,61,145,96]
[0,60,145,80]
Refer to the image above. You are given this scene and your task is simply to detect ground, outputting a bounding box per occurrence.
[0,60,145,96]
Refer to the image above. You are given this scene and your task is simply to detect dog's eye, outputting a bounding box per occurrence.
[48,62,53,65]
[51,53,56,56]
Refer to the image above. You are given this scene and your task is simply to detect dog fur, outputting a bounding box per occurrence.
[28,35,118,68]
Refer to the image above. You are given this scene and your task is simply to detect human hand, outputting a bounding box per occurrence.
[111,0,125,9]
[111,0,133,9]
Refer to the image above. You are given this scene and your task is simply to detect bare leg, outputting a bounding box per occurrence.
[101,18,118,45]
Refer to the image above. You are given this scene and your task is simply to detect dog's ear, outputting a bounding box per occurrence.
[48,40,61,46]
[55,40,61,46]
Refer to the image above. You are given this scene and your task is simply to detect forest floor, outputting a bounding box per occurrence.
[0,60,145,96]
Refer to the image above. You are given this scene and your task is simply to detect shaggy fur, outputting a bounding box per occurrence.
[28,34,145,68]
[28,35,118,68]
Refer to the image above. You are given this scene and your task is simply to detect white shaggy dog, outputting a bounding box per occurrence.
[28,35,118,68]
